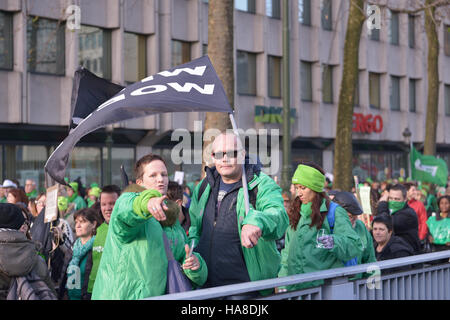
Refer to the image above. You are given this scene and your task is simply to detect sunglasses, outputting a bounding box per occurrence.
[212,150,240,160]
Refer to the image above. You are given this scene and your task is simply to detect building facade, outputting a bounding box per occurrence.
[0,0,449,191]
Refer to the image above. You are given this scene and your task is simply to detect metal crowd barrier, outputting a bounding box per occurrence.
[146,251,450,300]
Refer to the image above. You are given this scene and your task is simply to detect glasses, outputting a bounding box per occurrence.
[211,150,240,160]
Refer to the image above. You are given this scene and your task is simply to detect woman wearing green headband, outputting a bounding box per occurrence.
[277,162,363,292]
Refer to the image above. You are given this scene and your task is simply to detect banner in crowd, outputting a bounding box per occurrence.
[45,56,232,185]
[410,146,448,186]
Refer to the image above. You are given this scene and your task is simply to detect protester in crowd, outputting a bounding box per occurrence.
[372,214,414,272]
[0,186,6,203]
[332,191,376,270]
[67,182,87,211]
[423,183,439,216]
[92,154,207,300]
[24,179,38,199]
[87,186,102,208]
[82,185,121,300]
[64,208,102,300]
[404,182,428,247]
[167,181,190,233]
[426,195,450,252]
[6,188,28,207]
[0,203,56,300]
[377,184,420,254]
[277,162,363,292]
[188,132,288,298]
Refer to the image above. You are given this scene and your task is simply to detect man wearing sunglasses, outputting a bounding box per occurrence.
[188,132,288,297]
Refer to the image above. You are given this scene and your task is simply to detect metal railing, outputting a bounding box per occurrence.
[146,251,450,300]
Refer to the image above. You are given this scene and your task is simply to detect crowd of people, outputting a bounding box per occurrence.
[0,131,449,300]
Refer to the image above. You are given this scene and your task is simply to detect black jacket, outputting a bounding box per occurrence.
[0,229,56,300]
[375,235,414,273]
[377,201,421,254]
[194,161,261,288]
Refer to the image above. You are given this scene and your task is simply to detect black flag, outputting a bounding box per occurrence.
[70,67,124,130]
[45,56,232,185]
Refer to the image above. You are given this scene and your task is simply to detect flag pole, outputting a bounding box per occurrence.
[229,112,250,215]
[409,141,413,180]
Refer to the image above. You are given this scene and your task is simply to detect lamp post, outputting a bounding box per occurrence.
[402,127,412,179]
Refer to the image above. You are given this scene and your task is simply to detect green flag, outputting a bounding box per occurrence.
[410,146,448,186]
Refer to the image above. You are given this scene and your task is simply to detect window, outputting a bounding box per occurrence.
[0,11,13,70]
[409,79,416,112]
[79,25,112,79]
[68,147,101,188]
[171,40,191,67]
[103,147,135,187]
[15,145,49,192]
[390,76,401,111]
[202,44,208,56]
[124,32,147,84]
[369,72,381,109]
[27,16,65,75]
[321,0,332,31]
[445,25,450,56]
[300,61,312,101]
[408,15,415,48]
[322,64,333,103]
[389,10,399,45]
[445,84,450,116]
[369,27,380,41]
[237,51,257,95]
[268,56,282,98]
[266,0,281,19]
[298,0,311,25]
[235,0,256,13]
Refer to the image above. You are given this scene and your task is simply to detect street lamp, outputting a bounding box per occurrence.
[402,127,412,179]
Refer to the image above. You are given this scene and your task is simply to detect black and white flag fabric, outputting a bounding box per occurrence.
[70,67,124,130]
[45,55,232,185]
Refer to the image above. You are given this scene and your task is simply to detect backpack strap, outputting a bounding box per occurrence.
[196,179,209,202]
[326,201,339,234]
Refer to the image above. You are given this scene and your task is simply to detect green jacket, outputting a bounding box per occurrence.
[0,197,6,203]
[91,190,207,300]
[426,216,450,245]
[188,169,289,289]
[278,200,363,291]
[69,195,87,211]
[87,222,109,293]
[351,219,377,280]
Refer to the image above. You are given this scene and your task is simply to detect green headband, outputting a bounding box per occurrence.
[292,164,325,193]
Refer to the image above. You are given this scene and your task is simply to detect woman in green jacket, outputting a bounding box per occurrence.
[91,154,207,300]
[278,163,363,292]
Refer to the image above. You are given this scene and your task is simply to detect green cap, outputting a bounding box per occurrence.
[88,186,101,198]
[90,183,99,188]
[69,182,79,193]
[292,164,325,193]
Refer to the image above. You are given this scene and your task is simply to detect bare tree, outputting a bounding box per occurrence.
[333,0,366,191]
[202,0,234,175]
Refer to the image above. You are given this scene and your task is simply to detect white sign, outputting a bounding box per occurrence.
[174,171,185,186]
[359,186,372,215]
[44,185,59,223]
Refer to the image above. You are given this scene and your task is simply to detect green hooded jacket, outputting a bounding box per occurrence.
[87,222,109,293]
[91,190,207,300]
[350,219,376,280]
[278,200,363,291]
[188,170,289,292]
[69,194,87,211]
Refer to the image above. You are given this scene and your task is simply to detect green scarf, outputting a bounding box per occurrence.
[388,201,406,215]
[292,164,325,193]
[68,192,77,203]
[68,237,95,267]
